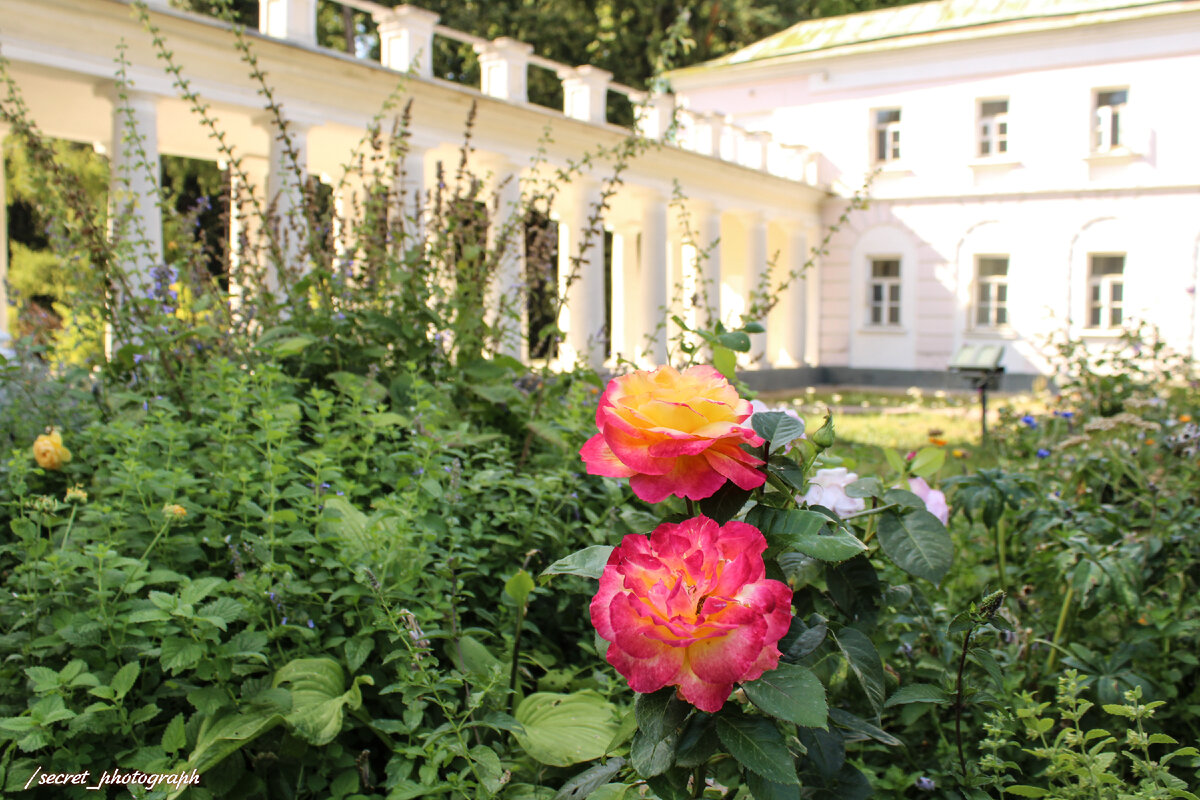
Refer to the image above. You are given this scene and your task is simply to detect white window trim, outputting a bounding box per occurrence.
[1092,88,1129,155]
[867,257,903,328]
[977,100,1009,159]
[1086,254,1125,332]
[872,108,902,165]
[973,255,1010,331]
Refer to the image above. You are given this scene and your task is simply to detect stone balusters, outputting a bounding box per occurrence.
[475,38,534,103]
[375,5,440,76]
[258,0,317,46]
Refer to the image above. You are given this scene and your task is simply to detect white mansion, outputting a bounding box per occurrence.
[2,0,1199,388]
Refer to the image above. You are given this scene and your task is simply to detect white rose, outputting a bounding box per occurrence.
[801,467,866,517]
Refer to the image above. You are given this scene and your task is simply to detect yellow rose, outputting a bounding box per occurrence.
[32,429,71,471]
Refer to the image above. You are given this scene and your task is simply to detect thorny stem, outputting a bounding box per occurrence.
[955,627,973,781]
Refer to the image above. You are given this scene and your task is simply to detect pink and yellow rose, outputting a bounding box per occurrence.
[32,429,71,471]
[580,366,765,503]
[590,516,793,712]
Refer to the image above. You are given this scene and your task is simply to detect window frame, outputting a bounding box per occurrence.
[978,99,1009,158]
[867,257,903,327]
[1087,253,1125,330]
[1093,88,1128,153]
[973,255,1010,329]
[873,108,902,164]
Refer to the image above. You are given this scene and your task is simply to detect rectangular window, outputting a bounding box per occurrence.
[974,256,1009,327]
[869,258,901,325]
[1088,254,1125,328]
[979,100,1008,157]
[875,109,901,163]
[1094,89,1127,152]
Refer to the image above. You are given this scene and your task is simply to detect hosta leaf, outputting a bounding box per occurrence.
[273,657,373,746]
[513,691,620,767]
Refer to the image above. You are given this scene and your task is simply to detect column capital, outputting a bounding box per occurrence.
[557,65,612,123]
[474,38,534,103]
[375,5,440,76]
[634,91,675,140]
[259,0,318,46]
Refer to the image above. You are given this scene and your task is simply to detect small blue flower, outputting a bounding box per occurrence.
[269,592,276,601]
[1021,415,1038,429]
[915,777,936,791]
[1062,411,1074,419]
[281,617,288,625]
[413,467,424,476]
[1036,448,1051,458]
[307,619,315,629]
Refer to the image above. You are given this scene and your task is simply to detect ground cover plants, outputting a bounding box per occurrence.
[1,4,1199,798]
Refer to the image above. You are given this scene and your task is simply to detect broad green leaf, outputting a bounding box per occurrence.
[751,412,806,454]
[745,771,801,800]
[717,331,752,352]
[470,745,505,795]
[170,707,284,796]
[1004,787,1050,798]
[876,509,953,585]
[110,663,139,701]
[269,335,316,358]
[743,663,828,728]
[541,546,614,581]
[552,757,627,800]
[796,726,845,778]
[273,657,373,746]
[588,786,630,800]
[834,628,886,714]
[180,577,225,606]
[513,691,620,767]
[713,346,736,380]
[344,637,374,674]
[321,497,370,552]
[715,712,799,785]
[909,447,946,478]
[630,728,677,778]
[505,569,535,606]
[160,638,204,674]
[698,481,755,525]
[883,448,906,476]
[884,684,952,707]
[746,506,867,562]
[828,708,901,746]
[635,687,688,740]
[161,713,186,753]
[449,635,504,678]
[845,477,883,499]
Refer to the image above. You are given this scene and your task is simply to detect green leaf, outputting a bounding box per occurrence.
[883,448,906,476]
[630,727,677,778]
[751,412,806,454]
[698,480,755,525]
[541,546,614,581]
[845,477,883,499]
[828,708,901,747]
[180,577,225,606]
[552,757,627,800]
[717,331,752,352]
[909,447,946,478]
[273,657,373,746]
[745,506,867,562]
[796,726,845,778]
[513,691,620,767]
[745,771,801,800]
[1004,787,1050,798]
[269,335,317,358]
[344,637,374,674]
[110,662,140,701]
[178,707,283,787]
[742,322,766,334]
[876,509,953,585]
[635,688,688,741]
[834,628,886,714]
[470,745,505,794]
[713,346,736,380]
[884,684,952,707]
[743,663,828,728]
[160,638,205,674]
[505,569,536,606]
[715,711,799,785]
[161,713,186,753]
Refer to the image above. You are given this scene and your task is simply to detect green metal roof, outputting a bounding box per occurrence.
[684,0,1190,71]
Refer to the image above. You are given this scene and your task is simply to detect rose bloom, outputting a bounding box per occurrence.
[908,477,950,526]
[580,365,765,503]
[590,516,793,712]
[32,429,71,471]
[801,467,865,517]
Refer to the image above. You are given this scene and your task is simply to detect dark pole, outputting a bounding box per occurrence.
[978,378,988,445]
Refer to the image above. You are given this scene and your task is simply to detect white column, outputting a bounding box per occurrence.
[639,193,669,366]
[741,212,768,367]
[260,115,311,292]
[635,92,675,141]
[375,5,439,76]
[109,88,163,298]
[768,223,807,368]
[693,112,724,157]
[805,223,822,366]
[474,38,533,103]
[0,123,9,350]
[259,0,317,46]
[476,154,527,361]
[558,66,611,123]
[742,131,771,171]
[557,179,605,368]
[392,139,429,255]
[228,155,269,314]
[690,202,722,331]
[616,223,640,362]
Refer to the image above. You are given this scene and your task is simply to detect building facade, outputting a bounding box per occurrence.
[671,0,1200,387]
